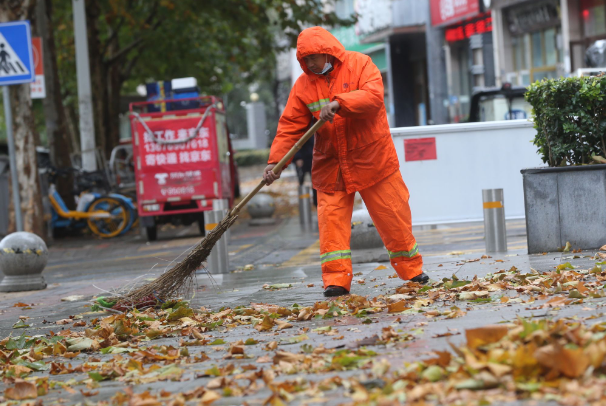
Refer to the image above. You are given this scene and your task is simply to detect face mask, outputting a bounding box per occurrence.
[314,55,333,75]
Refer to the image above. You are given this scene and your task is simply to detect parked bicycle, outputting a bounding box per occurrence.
[46,167,134,238]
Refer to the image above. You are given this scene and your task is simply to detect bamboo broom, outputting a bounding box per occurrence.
[112,119,326,310]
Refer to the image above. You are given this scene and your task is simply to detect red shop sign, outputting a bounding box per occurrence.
[445,13,492,42]
[404,138,437,162]
[430,0,480,27]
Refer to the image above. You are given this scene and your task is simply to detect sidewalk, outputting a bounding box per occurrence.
[0,215,605,405]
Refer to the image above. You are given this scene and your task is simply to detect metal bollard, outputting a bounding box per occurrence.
[203,208,229,274]
[299,185,312,226]
[212,199,230,241]
[482,189,507,252]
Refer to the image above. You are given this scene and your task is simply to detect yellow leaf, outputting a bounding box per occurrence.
[374,265,388,270]
[254,315,275,332]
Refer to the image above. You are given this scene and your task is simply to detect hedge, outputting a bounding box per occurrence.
[526,76,606,167]
[234,149,270,167]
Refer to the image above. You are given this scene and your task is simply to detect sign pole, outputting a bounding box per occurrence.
[3,85,23,232]
[72,0,97,172]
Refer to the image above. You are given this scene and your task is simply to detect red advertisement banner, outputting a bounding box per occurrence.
[430,0,480,27]
[404,138,437,162]
[133,116,218,201]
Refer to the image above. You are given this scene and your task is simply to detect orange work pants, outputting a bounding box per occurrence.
[317,171,423,291]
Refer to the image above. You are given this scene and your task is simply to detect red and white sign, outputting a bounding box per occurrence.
[430,0,480,27]
[30,37,45,99]
[134,116,218,201]
[404,138,437,162]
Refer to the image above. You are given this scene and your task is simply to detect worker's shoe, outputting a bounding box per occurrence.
[410,272,429,285]
[323,285,349,297]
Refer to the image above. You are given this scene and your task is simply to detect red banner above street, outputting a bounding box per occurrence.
[430,0,480,27]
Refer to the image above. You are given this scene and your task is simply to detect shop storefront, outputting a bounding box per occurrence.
[430,0,495,123]
[491,0,566,85]
[507,0,563,84]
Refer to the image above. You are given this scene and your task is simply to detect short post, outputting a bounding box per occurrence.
[0,232,48,292]
[298,185,312,226]
[482,189,507,252]
[203,207,229,274]
[212,199,230,241]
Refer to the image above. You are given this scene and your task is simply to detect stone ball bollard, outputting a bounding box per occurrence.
[0,232,48,292]
[247,193,276,219]
[350,209,384,250]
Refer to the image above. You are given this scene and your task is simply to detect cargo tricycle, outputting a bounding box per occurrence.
[129,96,239,241]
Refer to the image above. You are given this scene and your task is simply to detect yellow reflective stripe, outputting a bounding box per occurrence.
[321,249,352,264]
[483,201,503,209]
[306,98,330,113]
[388,244,419,259]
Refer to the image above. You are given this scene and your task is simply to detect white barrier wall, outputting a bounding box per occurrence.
[391,120,543,225]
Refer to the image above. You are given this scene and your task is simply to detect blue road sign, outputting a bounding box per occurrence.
[0,21,34,86]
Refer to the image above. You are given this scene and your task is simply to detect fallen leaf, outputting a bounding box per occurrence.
[374,265,388,270]
[56,319,72,325]
[458,291,489,301]
[256,355,272,363]
[254,315,275,332]
[12,302,31,307]
[534,344,590,378]
[275,320,293,330]
[386,300,410,313]
[542,296,571,308]
[273,351,304,364]
[201,389,221,405]
[466,325,508,349]
[422,365,444,382]
[5,380,38,400]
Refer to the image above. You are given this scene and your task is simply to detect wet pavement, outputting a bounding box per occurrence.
[1,196,605,404]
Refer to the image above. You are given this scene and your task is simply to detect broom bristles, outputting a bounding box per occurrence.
[112,213,238,310]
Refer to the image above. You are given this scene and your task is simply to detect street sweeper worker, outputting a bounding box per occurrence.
[263,26,429,297]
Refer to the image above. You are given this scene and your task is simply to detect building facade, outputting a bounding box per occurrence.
[284,0,606,129]
[491,0,606,85]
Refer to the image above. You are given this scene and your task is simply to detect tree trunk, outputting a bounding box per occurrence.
[35,0,76,208]
[0,0,44,238]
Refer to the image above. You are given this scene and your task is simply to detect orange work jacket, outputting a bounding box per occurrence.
[268,26,399,194]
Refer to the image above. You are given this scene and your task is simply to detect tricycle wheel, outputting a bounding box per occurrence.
[146,225,157,241]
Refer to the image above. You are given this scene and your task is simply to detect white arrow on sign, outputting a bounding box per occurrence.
[0,32,30,78]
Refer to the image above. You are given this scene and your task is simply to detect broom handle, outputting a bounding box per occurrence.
[229,119,326,216]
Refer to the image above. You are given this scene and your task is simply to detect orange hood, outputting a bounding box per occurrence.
[296,26,346,76]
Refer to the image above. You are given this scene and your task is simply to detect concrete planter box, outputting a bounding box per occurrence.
[521,164,606,254]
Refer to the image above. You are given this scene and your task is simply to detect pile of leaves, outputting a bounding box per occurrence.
[1,261,605,404]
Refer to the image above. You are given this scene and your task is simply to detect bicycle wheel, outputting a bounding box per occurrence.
[86,196,130,238]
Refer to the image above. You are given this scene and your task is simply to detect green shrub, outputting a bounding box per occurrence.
[234,149,270,167]
[526,76,606,167]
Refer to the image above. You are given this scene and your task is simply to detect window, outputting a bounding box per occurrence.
[545,28,557,66]
[532,32,543,68]
[513,36,528,71]
[511,27,561,83]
